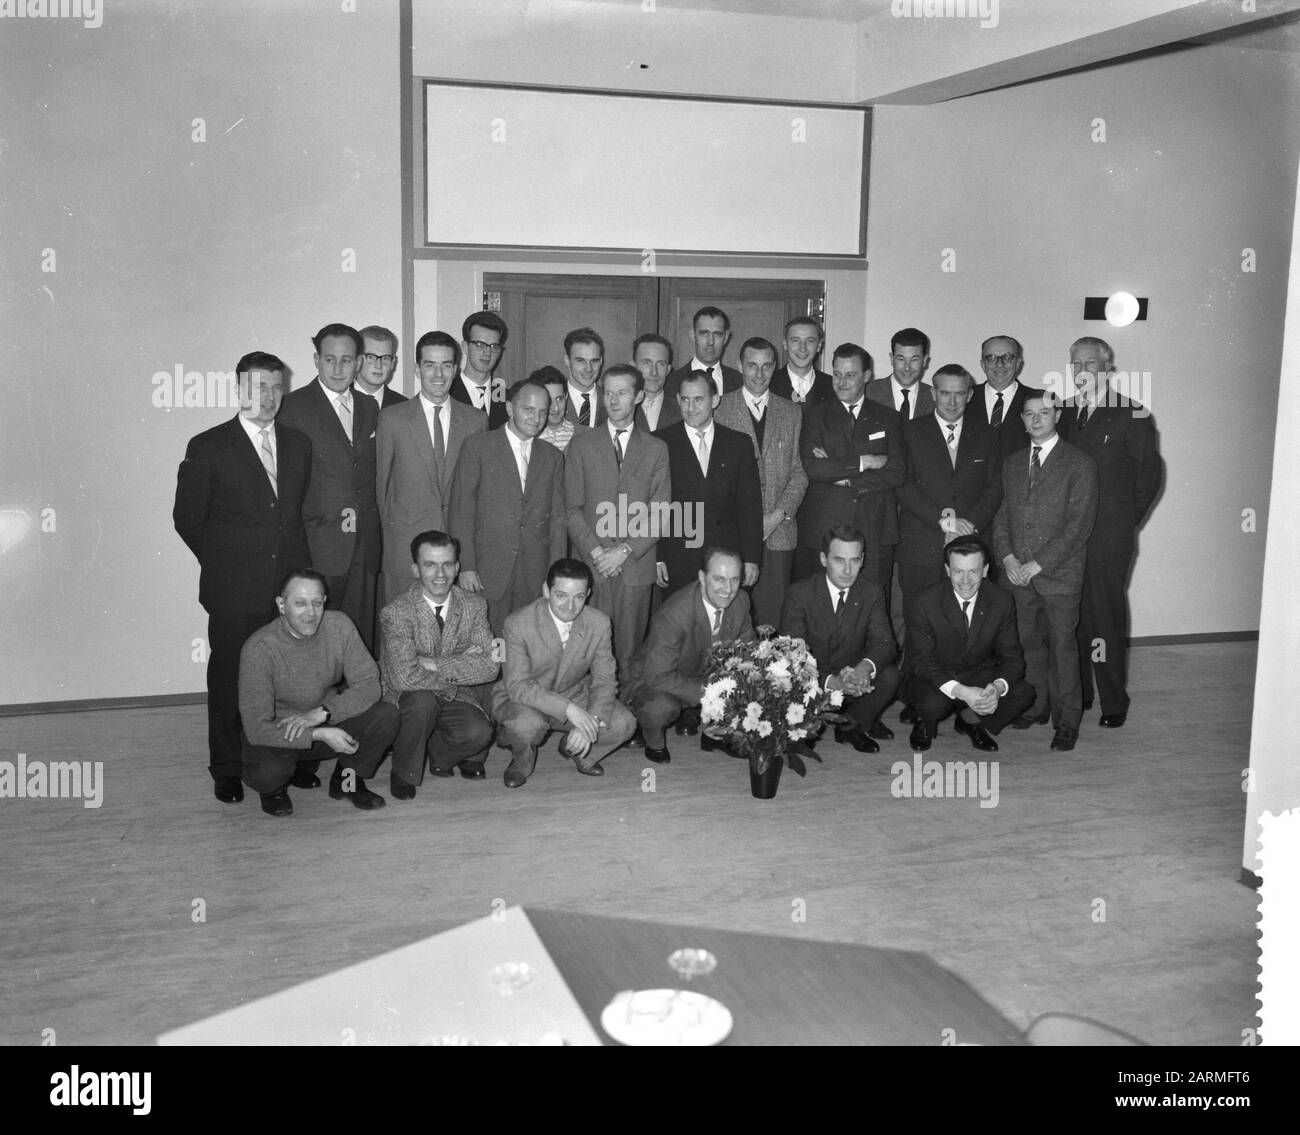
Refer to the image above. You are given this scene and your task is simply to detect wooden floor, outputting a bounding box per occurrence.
[0,643,1258,1046]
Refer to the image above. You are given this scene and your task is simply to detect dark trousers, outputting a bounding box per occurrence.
[323,544,378,654]
[1076,547,1134,716]
[206,609,275,781]
[590,573,653,683]
[841,664,903,732]
[749,546,793,630]
[906,676,1036,737]
[486,562,544,637]
[495,698,636,778]
[241,700,399,794]
[897,559,947,679]
[391,690,494,786]
[629,688,693,749]
[1012,586,1084,729]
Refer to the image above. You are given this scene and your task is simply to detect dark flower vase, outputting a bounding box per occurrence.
[749,753,784,799]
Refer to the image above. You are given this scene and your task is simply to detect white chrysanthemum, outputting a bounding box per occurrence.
[789,727,807,741]
[786,703,806,726]
[756,720,773,738]
[742,701,763,732]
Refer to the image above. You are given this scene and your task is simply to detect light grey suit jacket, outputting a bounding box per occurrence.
[376,396,485,588]
[714,391,807,552]
[565,424,671,587]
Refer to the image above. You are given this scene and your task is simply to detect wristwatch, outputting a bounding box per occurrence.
[319,705,331,725]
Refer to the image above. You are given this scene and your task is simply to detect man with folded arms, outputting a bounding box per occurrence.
[379,531,498,799]
[239,569,398,816]
[905,536,1035,752]
[623,547,755,764]
[780,526,900,753]
[491,558,637,788]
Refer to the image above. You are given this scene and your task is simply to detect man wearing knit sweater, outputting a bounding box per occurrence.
[239,569,398,816]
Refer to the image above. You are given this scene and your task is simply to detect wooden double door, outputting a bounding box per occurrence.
[483,273,826,388]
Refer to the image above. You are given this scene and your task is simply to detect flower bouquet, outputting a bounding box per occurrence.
[699,632,844,798]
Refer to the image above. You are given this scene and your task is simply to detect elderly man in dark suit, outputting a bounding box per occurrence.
[355,324,407,410]
[174,351,312,805]
[491,558,636,788]
[277,322,383,652]
[715,336,808,628]
[992,392,1098,752]
[623,547,756,764]
[780,526,900,753]
[664,306,742,400]
[965,335,1036,456]
[379,530,498,797]
[376,331,485,606]
[795,342,905,587]
[448,377,566,634]
[866,327,935,422]
[566,364,671,678]
[905,536,1035,752]
[1060,336,1162,729]
[655,372,764,597]
[770,316,835,410]
[632,334,683,434]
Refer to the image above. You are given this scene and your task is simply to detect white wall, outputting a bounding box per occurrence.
[865,40,1299,637]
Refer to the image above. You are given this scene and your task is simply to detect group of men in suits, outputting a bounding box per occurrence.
[175,308,1160,812]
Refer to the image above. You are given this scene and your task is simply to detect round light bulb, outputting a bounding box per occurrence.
[1105,291,1140,327]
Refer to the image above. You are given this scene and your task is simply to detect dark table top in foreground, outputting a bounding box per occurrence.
[526,908,1026,1046]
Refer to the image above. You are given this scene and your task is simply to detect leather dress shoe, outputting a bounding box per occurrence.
[1098,712,1127,729]
[390,777,416,801]
[430,766,455,777]
[835,724,879,754]
[625,728,647,750]
[645,746,671,764]
[898,705,918,724]
[673,708,701,736]
[213,777,244,804]
[503,768,528,788]
[953,715,999,752]
[867,720,894,741]
[700,732,731,754]
[908,722,932,752]
[458,763,486,780]
[289,766,321,789]
[1050,725,1079,752]
[329,768,387,809]
[260,789,293,817]
[1011,714,1049,730]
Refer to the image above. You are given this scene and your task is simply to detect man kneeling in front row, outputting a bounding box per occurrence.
[491,558,636,787]
[239,569,398,816]
[904,536,1034,752]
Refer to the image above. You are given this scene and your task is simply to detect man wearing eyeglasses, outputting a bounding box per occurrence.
[354,325,407,409]
[454,312,509,430]
[967,335,1035,455]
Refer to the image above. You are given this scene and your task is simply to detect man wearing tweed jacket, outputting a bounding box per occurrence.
[379,530,499,798]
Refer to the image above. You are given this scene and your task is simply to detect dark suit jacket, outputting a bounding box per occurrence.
[897,416,1003,566]
[624,582,755,705]
[992,437,1098,595]
[797,397,905,550]
[966,382,1035,457]
[450,373,508,430]
[780,574,895,678]
[1059,394,1161,557]
[446,428,566,602]
[634,393,682,433]
[173,416,312,614]
[373,386,408,409]
[376,395,485,590]
[277,379,381,576]
[563,383,607,430]
[770,366,835,409]
[654,420,764,586]
[665,363,742,400]
[866,378,935,421]
[907,581,1025,691]
[379,583,498,707]
[566,424,671,587]
[492,598,620,723]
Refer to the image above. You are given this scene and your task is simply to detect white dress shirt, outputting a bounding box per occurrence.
[984,380,1019,421]
[691,358,725,399]
[786,366,815,403]
[641,391,665,432]
[504,422,533,487]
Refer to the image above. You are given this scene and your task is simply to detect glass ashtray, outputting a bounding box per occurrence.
[667,947,717,979]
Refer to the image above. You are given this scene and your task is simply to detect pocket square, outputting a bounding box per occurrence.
[868,431,886,441]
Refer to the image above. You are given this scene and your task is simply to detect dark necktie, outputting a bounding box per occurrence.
[962,599,972,628]
[434,604,445,633]
[698,366,714,393]
[990,392,1004,428]
[614,428,626,466]
[711,606,722,639]
[900,388,910,419]
[1029,445,1042,489]
[432,404,446,485]
[578,393,591,427]
[1077,405,1090,432]
[835,589,846,616]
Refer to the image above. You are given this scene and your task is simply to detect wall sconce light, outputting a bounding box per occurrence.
[1083,292,1148,326]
